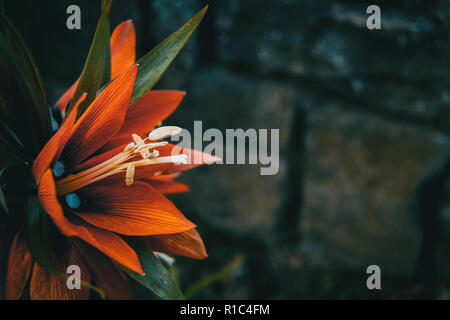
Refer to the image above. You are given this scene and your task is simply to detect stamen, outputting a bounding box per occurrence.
[134,140,167,160]
[148,126,182,141]
[132,134,143,145]
[132,155,187,167]
[140,149,151,159]
[135,141,168,152]
[53,161,65,178]
[125,163,135,186]
[66,193,81,209]
[55,133,185,196]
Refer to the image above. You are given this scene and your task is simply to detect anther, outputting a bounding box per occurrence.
[140,149,151,159]
[148,126,182,141]
[132,134,143,145]
[150,150,159,158]
[125,163,135,186]
[135,141,168,153]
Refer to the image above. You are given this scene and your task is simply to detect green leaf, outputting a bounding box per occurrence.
[122,238,184,300]
[24,194,56,271]
[0,169,7,223]
[0,13,51,158]
[100,0,111,87]
[100,23,111,87]
[0,119,24,160]
[0,96,23,159]
[66,0,113,118]
[131,6,208,104]
[24,195,105,298]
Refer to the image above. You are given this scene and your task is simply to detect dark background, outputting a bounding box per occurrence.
[4,0,450,299]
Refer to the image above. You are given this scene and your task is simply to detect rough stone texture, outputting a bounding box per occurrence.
[302,103,450,277]
[214,0,450,131]
[4,0,450,299]
[148,0,450,298]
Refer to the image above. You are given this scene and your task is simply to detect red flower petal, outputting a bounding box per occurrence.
[5,233,33,300]
[142,178,190,194]
[29,246,90,300]
[54,79,79,113]
[149,173,182,181]
[167,147,221,173]
[75,144,126,172]
[143,228,207,260]
[54,20,136,113]
[100,90,185,151]
[38,170,144,274]
[73,177,195,236]
[76,240,133,300]
[111,20,136,79]
[62,65,138,168]
[151,144,220,174]
[33,94,85,184]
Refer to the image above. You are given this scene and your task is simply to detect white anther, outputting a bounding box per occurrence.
[135,141,168,152]
[140,149,151,159]
[148,126,182,141]
[132,134,143,145]
[149,150,159,159]
[131,154,188,168]
[125,163,135,186]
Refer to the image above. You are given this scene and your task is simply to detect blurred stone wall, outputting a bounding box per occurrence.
[5,0,450,298]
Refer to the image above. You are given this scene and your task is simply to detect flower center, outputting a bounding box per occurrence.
[55,127,186,196]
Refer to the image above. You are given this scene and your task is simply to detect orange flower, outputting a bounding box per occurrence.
[5,21,217,300]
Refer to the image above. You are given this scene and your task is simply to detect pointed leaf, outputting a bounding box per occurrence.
[131,6,207,104]
[0,119,24,160]
[25,194,61,273]
[121,237,184,300]
[100,0,111,87]
[0,168,8,223]
[0,13,51,158]
[66,0,113,118]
